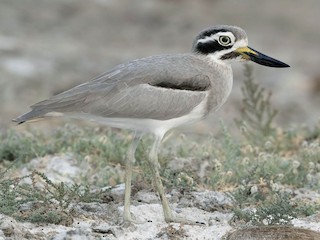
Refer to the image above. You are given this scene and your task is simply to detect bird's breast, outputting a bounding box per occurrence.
[205,64,233,115]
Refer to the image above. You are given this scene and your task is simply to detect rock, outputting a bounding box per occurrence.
[52,228,92,240]
[20,154,83,185]
[225,226,320,240]
[0,214,28,239]
[135,190,158,204]
[91,222,117,237]
[71,202,121,224]
[178,191,233,211]
[109,184,125,202]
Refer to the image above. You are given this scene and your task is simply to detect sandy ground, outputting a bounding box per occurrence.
[1,154,320,239]
[1,192,319,240]
[2,199,320,239]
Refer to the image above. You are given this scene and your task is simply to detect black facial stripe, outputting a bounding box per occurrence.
[195,40,232,55]
[220,52,241,60]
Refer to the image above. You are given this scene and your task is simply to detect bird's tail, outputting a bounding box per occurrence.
[12,109,47,125]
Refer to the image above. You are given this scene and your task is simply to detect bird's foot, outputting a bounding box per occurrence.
[121,216,147,228]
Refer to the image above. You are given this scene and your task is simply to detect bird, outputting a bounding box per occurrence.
[13,25,289,224]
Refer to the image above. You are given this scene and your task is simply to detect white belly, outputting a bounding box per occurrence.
[66,92,208,137]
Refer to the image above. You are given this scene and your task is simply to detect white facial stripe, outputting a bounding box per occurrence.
[197,35,216,44]
[205,38,249,65]
[197,31,236,46]
[196,31,249,65]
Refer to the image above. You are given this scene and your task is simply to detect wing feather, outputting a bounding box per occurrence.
[16,54,212,123]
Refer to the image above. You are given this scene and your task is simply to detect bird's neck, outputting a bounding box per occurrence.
[201,54,231,69]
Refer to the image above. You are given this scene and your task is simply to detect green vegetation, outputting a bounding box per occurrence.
[0,169,110,225]
[0,125,130,165]
[0,65,319,225]
[235,64,278,143]
[231,190,319,226]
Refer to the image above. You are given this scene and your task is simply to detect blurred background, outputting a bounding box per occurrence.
[1,0,319,134]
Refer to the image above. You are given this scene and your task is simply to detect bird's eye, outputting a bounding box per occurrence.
[218,36,232,46]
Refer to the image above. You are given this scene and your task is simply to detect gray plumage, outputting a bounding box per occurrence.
[13,25,250,127]
[13,54,232,125]
[13,25,289,224]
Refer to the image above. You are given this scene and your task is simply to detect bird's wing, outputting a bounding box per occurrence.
[24,54,212,121]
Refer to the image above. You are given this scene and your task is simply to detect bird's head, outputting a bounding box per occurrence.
[192,25,289,68]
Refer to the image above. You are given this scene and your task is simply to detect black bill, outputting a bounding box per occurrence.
[235,46,290,68]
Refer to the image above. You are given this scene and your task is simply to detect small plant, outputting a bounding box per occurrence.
[0,168,110,225]
[231,192,317,226]
[0,124,130,166]
[235,64,278,144]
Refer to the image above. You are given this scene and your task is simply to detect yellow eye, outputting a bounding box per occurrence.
[219,36,232,46]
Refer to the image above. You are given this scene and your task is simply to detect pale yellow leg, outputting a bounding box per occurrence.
[149,135,205,225]
[123,133,203,225]
[123,133,142,223]
[148,136,174,221]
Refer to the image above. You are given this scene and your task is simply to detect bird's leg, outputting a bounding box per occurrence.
[148,135,174,222]
[148,135,206,225]
[123,133,142,223]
